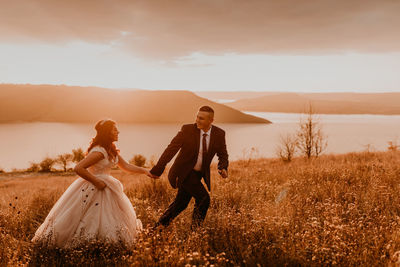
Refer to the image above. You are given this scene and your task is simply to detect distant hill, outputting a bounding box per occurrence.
[196,91,400,114]
[195,91,280,101]
[0,84,270,123]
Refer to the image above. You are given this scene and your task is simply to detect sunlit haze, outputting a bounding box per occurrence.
[1,42,400,92]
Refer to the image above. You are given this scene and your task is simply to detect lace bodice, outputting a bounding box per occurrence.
[88,146,118,175]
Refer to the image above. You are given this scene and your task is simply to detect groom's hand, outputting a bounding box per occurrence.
[218,169,228,178]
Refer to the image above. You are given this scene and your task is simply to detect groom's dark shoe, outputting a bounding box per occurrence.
[152,221,161,230]
[150,221,166,236]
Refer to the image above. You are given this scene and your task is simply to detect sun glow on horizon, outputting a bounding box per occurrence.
[1,41,400,93]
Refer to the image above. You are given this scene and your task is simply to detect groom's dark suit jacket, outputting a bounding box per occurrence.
[150,123,229,191]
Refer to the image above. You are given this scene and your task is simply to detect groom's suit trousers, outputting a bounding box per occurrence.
[158,170,210,227]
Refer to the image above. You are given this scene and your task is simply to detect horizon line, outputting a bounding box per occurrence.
[1,82,399,94]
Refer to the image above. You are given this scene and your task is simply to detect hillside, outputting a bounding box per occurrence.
[195,91,280,101]
[0,84,270,123]
[204,92,400,114]
[1,151,400,265]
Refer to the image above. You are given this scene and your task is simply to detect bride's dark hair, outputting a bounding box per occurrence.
[87,119,119,160]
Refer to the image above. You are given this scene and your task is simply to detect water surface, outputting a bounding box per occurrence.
[0,113,399,171]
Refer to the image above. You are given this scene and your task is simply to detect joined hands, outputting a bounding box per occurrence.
[144,169,160,179]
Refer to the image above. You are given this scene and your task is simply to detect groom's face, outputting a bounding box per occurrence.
[196,111,213,131]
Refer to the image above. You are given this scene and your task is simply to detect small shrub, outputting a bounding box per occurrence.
[129,154,146,167]
[56,153,73,172]
[297,104,327,158]
[39,157,56,172]
[26,162,40,172]
[276,133,297,162]
[72,148,85,163]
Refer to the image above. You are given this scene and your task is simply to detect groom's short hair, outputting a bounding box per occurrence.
[199,106,214,119]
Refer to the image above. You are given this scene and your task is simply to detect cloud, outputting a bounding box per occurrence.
[1,0,400,59]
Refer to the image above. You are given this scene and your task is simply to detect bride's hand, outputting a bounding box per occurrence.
[93,179,107,190]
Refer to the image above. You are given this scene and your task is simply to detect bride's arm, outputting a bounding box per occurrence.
[117,155,156,178]
[74,152,107,190]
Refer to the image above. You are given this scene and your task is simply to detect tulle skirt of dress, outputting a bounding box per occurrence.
[31,175,143,248]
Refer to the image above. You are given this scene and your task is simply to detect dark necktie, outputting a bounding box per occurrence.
[201,133,208,171]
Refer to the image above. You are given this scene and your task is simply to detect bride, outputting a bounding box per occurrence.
[32,119,156,248]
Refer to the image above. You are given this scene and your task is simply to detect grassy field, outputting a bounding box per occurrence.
[1,151,400,266]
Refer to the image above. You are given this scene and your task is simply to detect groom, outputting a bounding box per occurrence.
[150,106,229,228]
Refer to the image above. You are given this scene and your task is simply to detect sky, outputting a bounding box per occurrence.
[1,0,400,92]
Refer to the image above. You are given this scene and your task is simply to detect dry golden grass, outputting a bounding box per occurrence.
[1,151,400,266]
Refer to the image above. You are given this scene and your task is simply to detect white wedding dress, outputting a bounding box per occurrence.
[32,146,143,248]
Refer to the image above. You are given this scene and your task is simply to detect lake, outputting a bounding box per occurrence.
[0,112,399,171]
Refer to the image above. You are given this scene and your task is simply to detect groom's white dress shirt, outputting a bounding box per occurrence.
[193,126,212,171]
